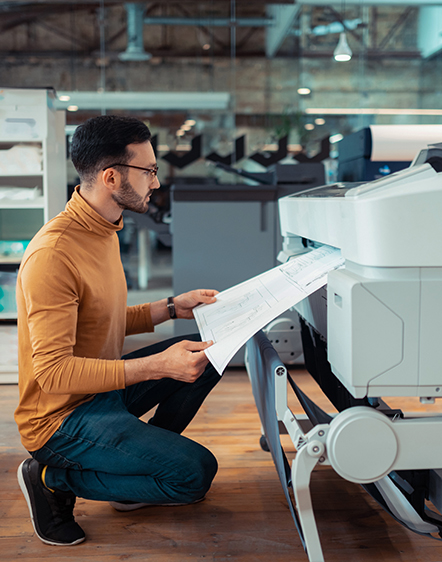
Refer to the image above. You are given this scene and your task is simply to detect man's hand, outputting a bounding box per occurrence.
[124,339,214,386]
[174,289,218,319]
[149,289,218,326]
[154,339,213,381]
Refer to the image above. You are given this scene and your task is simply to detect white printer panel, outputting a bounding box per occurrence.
[327,266,420,397]
[279,163,442,267]
[327,263,442,398]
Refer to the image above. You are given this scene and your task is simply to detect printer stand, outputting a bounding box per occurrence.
[245,331,442,562]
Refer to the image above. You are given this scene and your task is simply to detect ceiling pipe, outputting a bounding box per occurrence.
[310,18,362,36]
[143,17,273,27]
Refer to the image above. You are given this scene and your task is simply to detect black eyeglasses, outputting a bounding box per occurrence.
[103,163,159,177]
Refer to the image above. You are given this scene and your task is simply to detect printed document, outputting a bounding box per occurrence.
[193,245,344,375]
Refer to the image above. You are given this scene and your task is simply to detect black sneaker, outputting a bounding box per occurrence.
[17,458,85,546]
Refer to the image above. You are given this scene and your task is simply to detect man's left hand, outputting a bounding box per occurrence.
[174,289,218,319]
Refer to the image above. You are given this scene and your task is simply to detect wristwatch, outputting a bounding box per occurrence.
[167,296,177,319]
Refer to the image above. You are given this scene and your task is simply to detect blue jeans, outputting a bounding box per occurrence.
[30,335,220,504]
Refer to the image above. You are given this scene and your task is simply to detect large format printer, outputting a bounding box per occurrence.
[245,143,442,561]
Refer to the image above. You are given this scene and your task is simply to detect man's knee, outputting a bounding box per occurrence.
[177,446,218,503]
[201,447,218,487]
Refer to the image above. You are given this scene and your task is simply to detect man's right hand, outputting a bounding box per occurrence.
[124,339,214,386]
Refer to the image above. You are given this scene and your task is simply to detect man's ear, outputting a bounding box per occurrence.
[101,167,120,192]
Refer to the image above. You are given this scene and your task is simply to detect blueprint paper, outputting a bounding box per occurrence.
[193,245,344,375]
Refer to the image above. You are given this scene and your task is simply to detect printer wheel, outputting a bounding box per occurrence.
[260,435,270,452]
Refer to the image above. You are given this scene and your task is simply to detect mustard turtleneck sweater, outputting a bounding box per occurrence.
[15,188,154,451]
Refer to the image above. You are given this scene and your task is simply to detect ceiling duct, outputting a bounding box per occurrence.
[266,4,301,57]
[119,2,151,62]
[418,7,442,58]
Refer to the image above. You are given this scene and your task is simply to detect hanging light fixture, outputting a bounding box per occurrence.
[334,32,352,62]
[334,1,351,62]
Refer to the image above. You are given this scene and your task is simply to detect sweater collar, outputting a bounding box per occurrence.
[64,186,124,236]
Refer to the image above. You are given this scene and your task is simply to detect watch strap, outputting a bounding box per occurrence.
[167,296,177,319]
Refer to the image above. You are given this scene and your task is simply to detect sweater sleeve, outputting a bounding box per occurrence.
[19,248,126,395]
[126,303,154,336]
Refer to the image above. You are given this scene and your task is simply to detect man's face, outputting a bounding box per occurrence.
[111,141,160,214]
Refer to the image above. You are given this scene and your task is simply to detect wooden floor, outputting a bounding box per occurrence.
[2,368,442,562]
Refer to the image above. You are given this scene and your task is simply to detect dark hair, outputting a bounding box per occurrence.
[71,115,152,185]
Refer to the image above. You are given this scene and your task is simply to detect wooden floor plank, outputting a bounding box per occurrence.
[2,369,442,561]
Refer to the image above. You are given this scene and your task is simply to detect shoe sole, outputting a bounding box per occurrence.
[17,460,85,546]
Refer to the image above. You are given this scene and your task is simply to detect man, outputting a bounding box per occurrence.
[15,115,220,547]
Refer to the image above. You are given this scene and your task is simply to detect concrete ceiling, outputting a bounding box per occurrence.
[0,1,426,61]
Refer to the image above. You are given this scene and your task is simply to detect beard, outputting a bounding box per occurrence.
[111,178,150,214]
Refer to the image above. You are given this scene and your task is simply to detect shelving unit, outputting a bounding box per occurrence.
[0,88,67,382]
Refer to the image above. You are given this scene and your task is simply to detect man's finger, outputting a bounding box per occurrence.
[182,339,213,351]
[201,289,219,297]
[197,290,218,304]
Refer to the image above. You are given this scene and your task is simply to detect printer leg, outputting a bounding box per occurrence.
[292,445,325,562]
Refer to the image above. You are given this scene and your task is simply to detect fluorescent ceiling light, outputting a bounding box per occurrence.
[55,91,231,111]
[330,133,344,143]
[297,87,311,95]
[305,108,442,115]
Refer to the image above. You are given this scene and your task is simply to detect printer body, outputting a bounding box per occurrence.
[243,144,442,561]
[280,150,442,401]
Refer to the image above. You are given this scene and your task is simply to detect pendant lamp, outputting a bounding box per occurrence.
[334,32,352,62]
